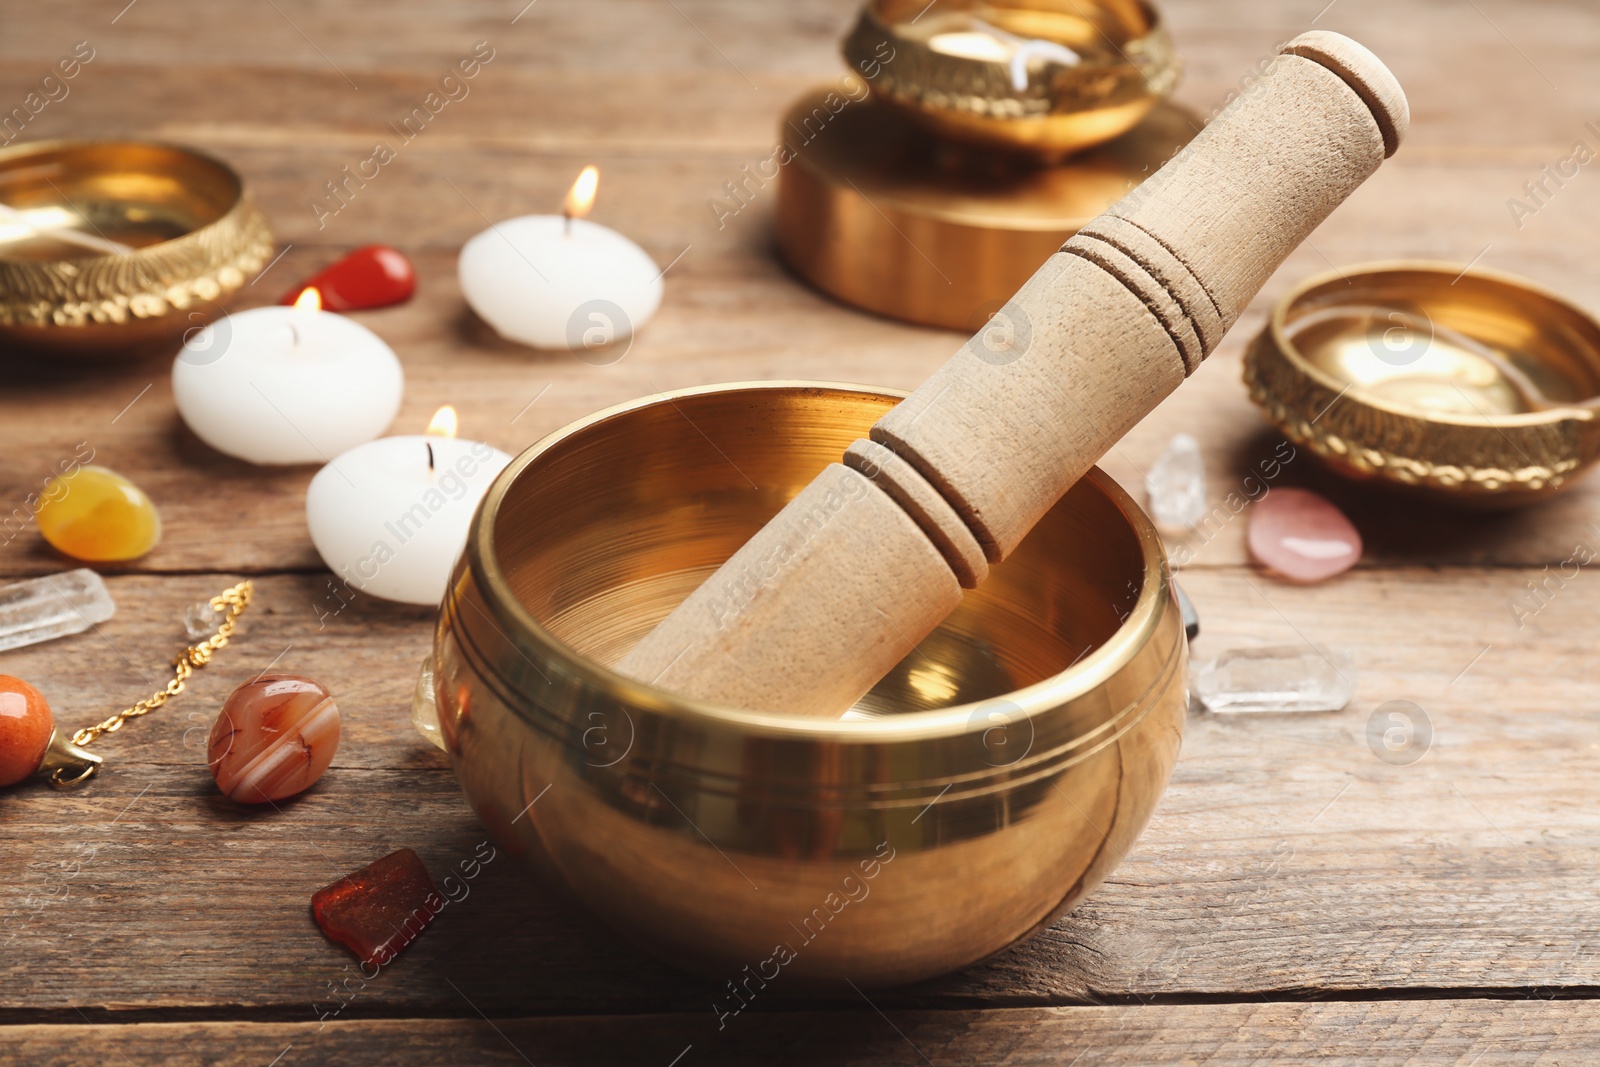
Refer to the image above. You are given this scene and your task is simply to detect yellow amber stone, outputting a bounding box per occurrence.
[36,466,162,562]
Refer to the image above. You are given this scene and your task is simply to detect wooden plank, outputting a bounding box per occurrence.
[1,569,1597,1017]
[0,0,862,76]
[8,1002,1598,1066]
[4,0,1598,159]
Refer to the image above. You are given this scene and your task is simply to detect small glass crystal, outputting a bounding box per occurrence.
[1145,433,1207,529]
[183,600,224,640]
[1194,644,1355,714]
[412,656,446,751]
[0,569,116,653]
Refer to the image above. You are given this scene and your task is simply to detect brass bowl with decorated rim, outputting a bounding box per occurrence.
[1244,261,1600,506]
[0,139,273,357]
[842,0,1180,160]
[431,381,1187,986]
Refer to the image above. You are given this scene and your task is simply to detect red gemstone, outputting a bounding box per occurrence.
[279,245,416,311]
[312,848,443,968]
[0,675,54,787]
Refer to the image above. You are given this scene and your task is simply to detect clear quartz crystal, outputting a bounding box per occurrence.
[182,600,224,640]
[1145,433,1207,529]
[0,569,116,652]
[1194,644,1356,714]
[412,656,446,751]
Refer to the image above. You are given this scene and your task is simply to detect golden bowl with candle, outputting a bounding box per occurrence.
[0,140,273,358]
[843,0,1180,160]
[1244,262,1600,505]
[429,381,1187,986]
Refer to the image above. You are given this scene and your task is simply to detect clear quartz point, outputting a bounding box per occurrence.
[1145,433,1207,529]
[182,600,225,640]
[0,569,116,653]
[412,656,446,751]
[1194,644,1356,714]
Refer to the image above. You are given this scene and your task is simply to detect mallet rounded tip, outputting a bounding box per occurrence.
[1282,30,1409,157]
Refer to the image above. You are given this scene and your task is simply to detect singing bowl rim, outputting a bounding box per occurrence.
[853,0,1177,107]
[1265,259,1600,431]
[0,137,257,260]
[1245,259,1600,500]
[465,378,1172,741]
[843,0,1179,158]
[0,138,274,353]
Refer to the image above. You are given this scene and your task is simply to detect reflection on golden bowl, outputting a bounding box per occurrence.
[774,92,1197,330]
[1245,263,1600,505]
[432,381,1187,986]
[0,140,273,357]
[843,0,1179,160]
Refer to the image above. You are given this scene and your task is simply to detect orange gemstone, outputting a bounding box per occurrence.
[208,675,340,803]
[36,466,162,562]
[0,675,54,787]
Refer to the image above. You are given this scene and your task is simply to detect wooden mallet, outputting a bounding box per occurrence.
[618,31,1408,717]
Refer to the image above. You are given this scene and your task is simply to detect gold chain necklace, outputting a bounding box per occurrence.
[46,579,254,788]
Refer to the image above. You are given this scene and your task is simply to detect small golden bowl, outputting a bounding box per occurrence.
[843,0,1179,160]
[1245,262,1600,504]
[0,140,273,357]
[432,381,1187,986]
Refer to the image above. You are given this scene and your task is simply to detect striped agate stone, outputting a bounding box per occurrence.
[208,675,340,803]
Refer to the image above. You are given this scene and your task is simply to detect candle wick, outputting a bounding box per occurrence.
[427,441,435,472]
[563,211,572,237]
[288,321,300,346]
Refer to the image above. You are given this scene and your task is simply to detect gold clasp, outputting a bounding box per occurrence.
[35,729,103,790]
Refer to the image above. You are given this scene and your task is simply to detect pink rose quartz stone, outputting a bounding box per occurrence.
[208,675,340,803]
[1247,488,1362,583]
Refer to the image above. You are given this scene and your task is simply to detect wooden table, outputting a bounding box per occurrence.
[4,1,1597,1062]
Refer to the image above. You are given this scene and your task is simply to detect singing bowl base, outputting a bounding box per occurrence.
[774,94,1197,331]
[435,382,1186,987]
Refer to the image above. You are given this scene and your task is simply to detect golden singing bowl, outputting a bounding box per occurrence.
[843,0,1180,160]
[1245,262,1600,505]
[433,381,1187,987]
[0,140,273,358]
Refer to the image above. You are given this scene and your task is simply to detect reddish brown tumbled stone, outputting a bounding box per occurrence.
[208,674,340,803]
[311,848,443,968]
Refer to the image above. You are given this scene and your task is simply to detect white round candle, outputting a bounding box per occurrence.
[459,216,662,351]
[305,430,511,606]
[172,300,403,465]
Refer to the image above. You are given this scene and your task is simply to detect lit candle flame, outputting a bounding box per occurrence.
[564,165,599,220]
[293,286,322,312]
[426,405,459,439]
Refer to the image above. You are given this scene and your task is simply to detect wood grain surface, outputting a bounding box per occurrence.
[8,1002,1595,1066]
[2,0,1598,1063]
